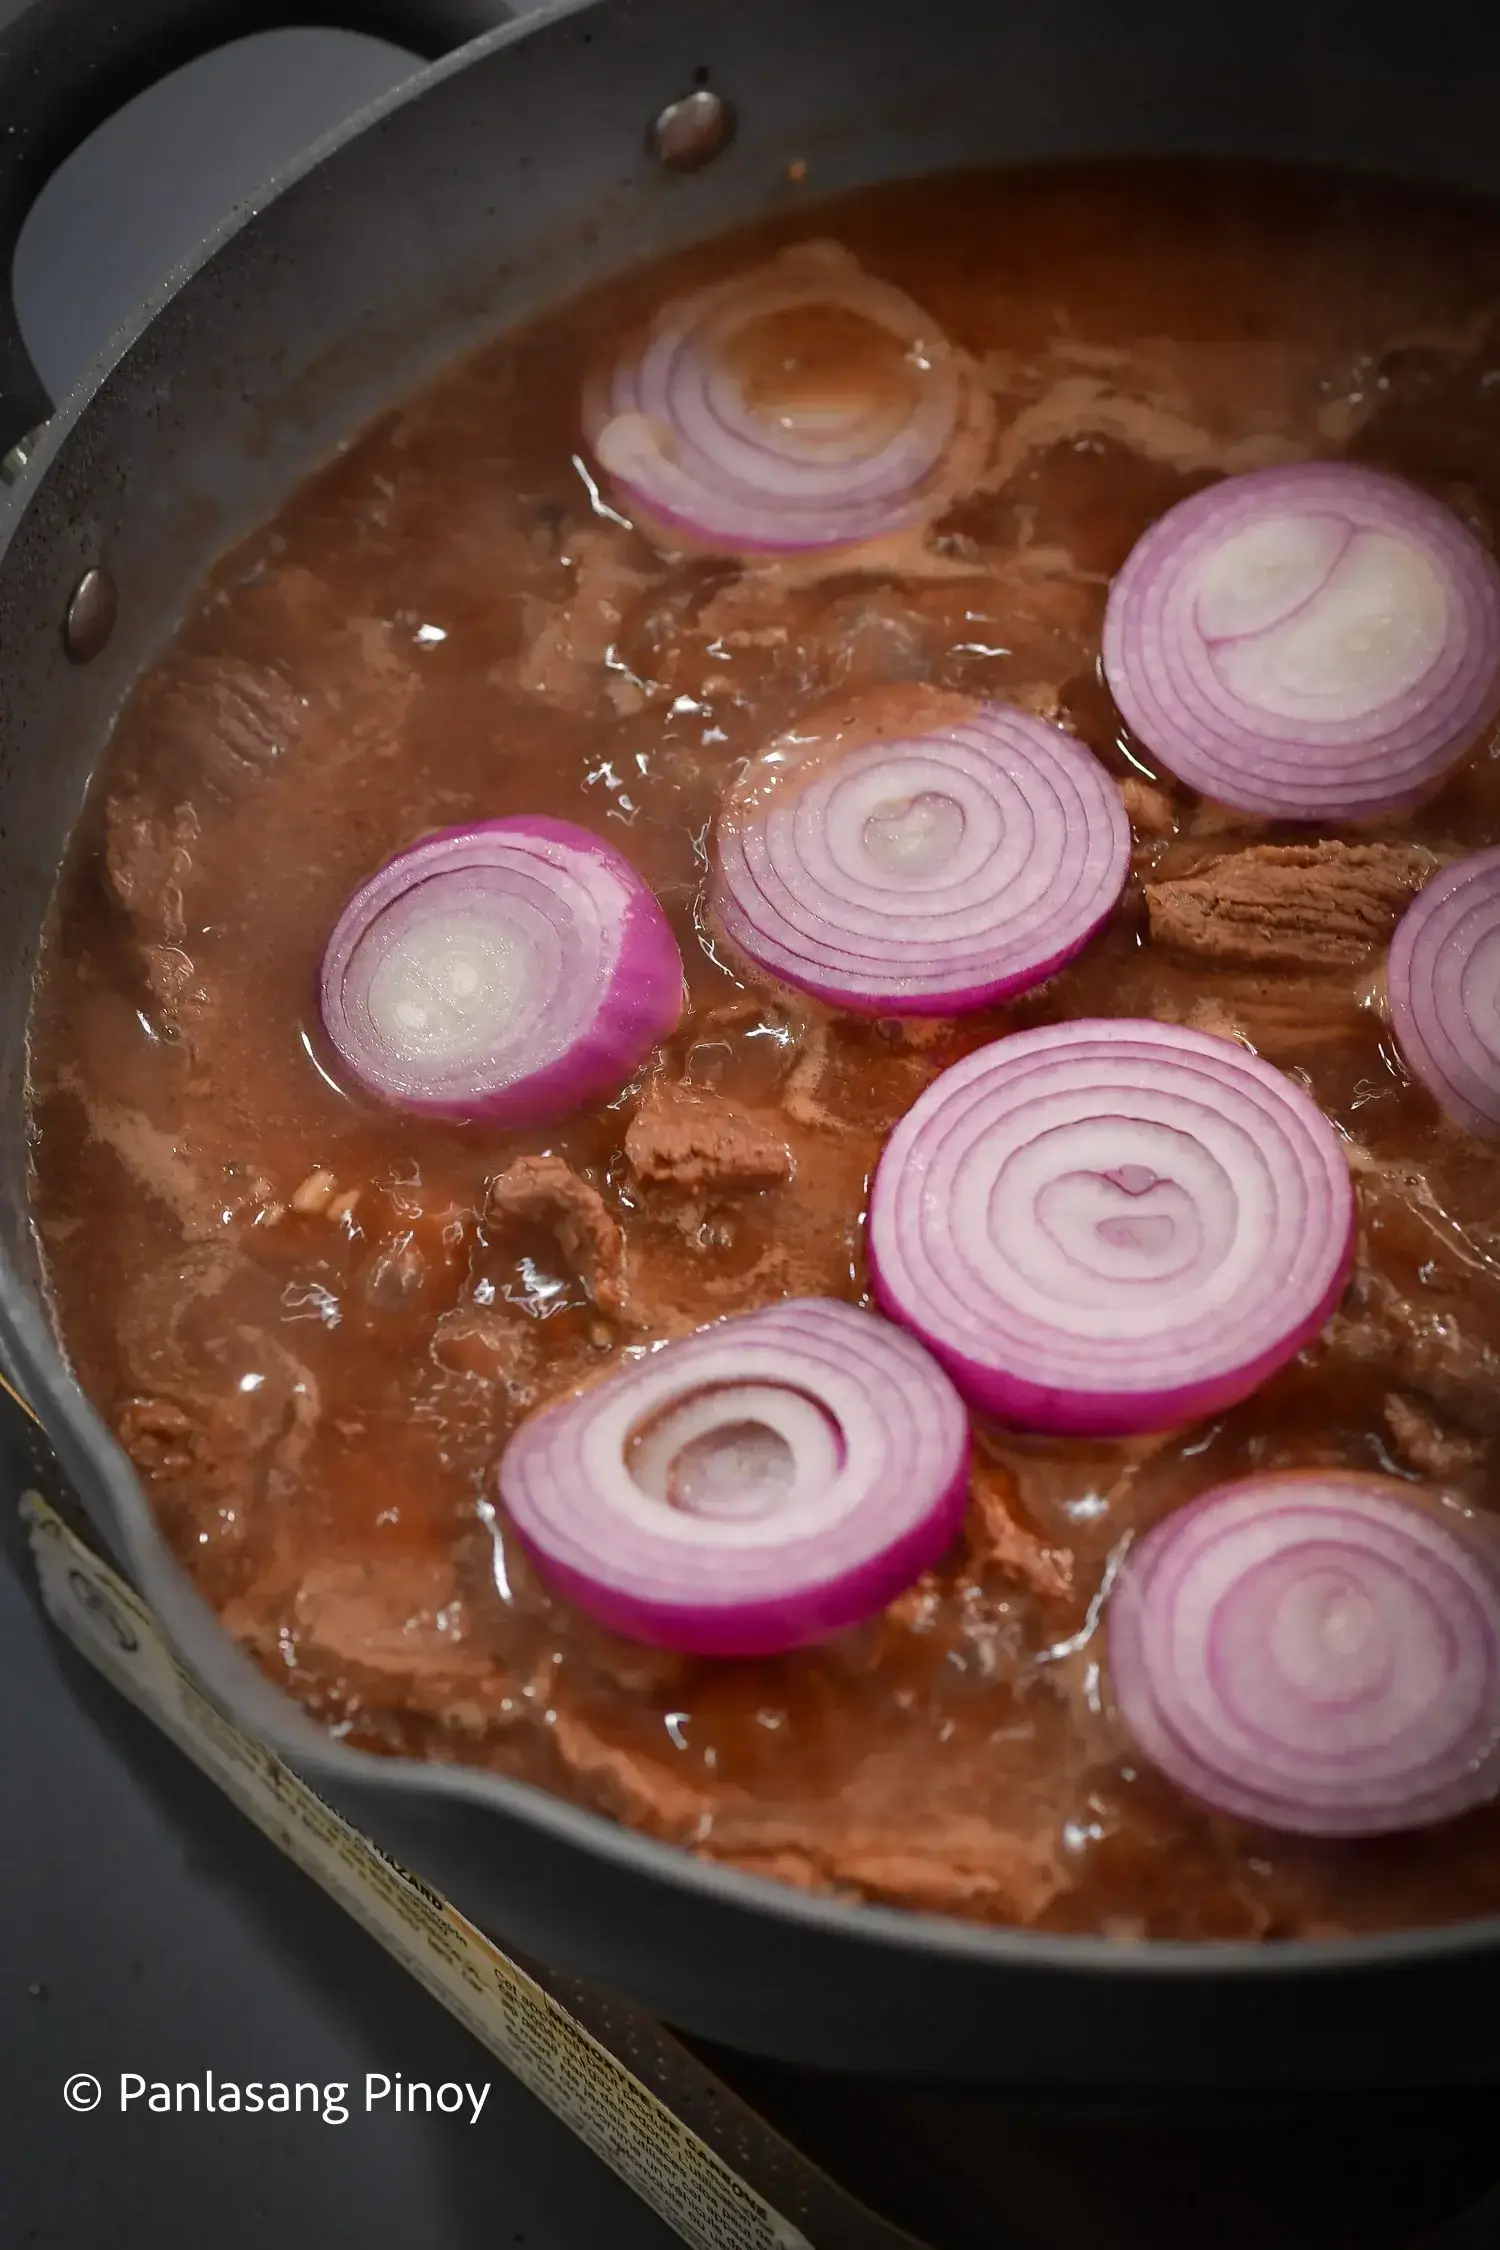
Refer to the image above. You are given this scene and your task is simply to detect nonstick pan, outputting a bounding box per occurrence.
[5,0,1500,2089]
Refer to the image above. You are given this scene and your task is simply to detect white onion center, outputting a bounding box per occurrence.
[364,905,532,1066]
[1266,1568,1383,1691]
[1188,1531,1463,1754]
[666,1422,795,1518]
[1192,512,1349,639]
[1197,519,1448,718]
[859,788,967,876]
[602,1368,854,1548]
[817,750,1004,899]
[624,1382,845,1530]
[1459,921,1500,1064]
[1033,1162,1203,1281]
[966,1105,1251,1331]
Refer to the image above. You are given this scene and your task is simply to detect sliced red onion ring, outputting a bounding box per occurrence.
[1102,463,1500,819]
[868,1019,1355,1435]
[320,817,683,1125]
[584,241,988,559]
[498,1297,970,1655]
[711,689,1130,1014]
[1387,845,1500,1136]
[1109,1472,1500,1836]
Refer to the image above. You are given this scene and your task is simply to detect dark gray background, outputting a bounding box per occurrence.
[1,17,670,2246]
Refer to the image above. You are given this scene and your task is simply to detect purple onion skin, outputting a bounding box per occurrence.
[318,817,684,1128]
[1387,844,1500,1138]
[481,883,682,1130]
[1108,1473,1500,1836]
[866,1021,1358,1439]
[582,244,988,563]
[500,1296,972,1655]
[712,690,1131,1017]
[508,1457,970,1659]
[714,900,1119,1018]
[1101,462,1500,821]
[868,1243,1356,1439]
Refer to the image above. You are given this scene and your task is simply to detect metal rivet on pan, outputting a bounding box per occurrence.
[63,566,117,664]
[650,87,735,172]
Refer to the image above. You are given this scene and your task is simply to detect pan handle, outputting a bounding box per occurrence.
[0,0,518,463]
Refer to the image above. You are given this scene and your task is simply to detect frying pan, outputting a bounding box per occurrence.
[4,0,1500,2091]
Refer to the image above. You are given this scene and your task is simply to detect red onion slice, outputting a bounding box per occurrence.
[1109,1472,1500,1836]
[711,689,1130,1014]
[868,1020,1355,1435]
[498,1297,970,1655]
[320,817,683,1125]
[584,242,989,559]
[1387,845,1500,1136]
[1102,463,1500,819]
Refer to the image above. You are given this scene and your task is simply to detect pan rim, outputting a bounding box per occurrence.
[4,0,1500,1995]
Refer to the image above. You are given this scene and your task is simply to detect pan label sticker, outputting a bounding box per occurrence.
[22,1492,813,2250]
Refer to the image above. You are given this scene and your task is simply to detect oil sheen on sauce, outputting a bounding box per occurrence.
[30,163,1500,1941]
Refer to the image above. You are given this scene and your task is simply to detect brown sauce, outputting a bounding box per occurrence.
[730,302,923,425]
[29,161,1500,1940]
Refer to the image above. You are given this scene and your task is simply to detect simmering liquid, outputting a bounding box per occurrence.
[30,163,1500,1939]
